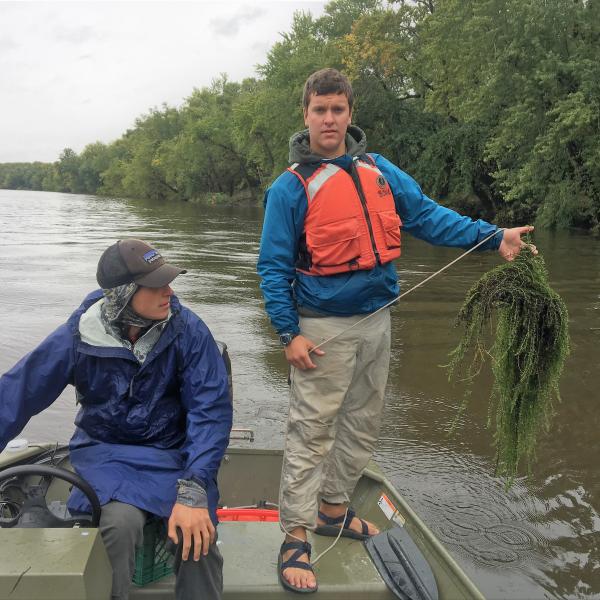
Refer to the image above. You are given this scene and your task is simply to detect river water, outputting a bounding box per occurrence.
[1,189,598,599]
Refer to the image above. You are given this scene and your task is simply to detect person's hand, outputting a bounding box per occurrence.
[498,225,538,262]
[168,503,215,561]
[284,334,325,370]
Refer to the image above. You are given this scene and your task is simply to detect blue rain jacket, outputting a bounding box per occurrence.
[0,290,232,525]
[257,151,503,335]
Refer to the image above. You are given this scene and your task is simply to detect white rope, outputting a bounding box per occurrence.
[311,506,348,564]
[310,228,506,353]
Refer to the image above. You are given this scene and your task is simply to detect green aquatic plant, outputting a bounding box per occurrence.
[447,248,570,481]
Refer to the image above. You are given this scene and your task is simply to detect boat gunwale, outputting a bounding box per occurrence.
[361,465,486,600]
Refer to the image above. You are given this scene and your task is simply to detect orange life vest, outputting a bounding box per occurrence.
[288,155,402,276]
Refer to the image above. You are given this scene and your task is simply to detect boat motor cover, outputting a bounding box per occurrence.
[365,526,439,600]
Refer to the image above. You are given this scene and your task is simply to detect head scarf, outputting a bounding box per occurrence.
[99,283,171,363]
[100,283,155,340]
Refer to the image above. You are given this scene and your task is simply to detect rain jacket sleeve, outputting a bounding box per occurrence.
[374,154,503,250]
[0,323,75,451]
[257,172,307,336]
[177,316,232,489]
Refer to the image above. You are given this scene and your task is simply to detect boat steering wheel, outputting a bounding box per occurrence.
[0,464,101,528]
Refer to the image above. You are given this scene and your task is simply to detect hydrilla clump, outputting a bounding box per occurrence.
[447,247,570,482]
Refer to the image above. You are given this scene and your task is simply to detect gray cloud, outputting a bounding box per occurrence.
[209,5,267,37]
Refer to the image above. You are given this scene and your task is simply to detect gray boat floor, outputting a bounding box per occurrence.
[131,521,395,599]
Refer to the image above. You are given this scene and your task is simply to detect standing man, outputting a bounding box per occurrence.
[0,239,233,600]
[257,68,536,593]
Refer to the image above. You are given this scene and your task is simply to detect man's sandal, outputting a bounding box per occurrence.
[314,508,371,540]
[277,540,318,594]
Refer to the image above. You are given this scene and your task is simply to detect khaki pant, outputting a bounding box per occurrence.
[279,308,391,532]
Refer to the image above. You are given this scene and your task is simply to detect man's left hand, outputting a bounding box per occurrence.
[168,503,215,561]
[498,225,538,262]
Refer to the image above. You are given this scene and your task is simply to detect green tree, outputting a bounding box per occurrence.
[56,148,83,193]
[419,0,600,227]
[78,142,113,194]
[117,105,184,201]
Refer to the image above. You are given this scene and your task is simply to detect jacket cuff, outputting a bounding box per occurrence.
[477,225,504,251]
[489,227,504,250]
[176,478,208,509]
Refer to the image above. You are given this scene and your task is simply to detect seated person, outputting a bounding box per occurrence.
[0,239,233,600]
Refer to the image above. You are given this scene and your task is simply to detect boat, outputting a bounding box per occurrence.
[0,435,485,600]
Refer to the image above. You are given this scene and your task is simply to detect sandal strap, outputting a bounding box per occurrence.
[343,508,357,530]
[317,508,356,527]
[318,508,369,535]
[280,540,314,572]
[358,517,369,536]
[280,540,311,557]
[318,508,355,527]
[281,559,314,572]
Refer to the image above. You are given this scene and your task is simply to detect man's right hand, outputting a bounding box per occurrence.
[168,503,215,561]
[284,334,325,370]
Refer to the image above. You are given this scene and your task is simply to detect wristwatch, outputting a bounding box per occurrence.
[279,332,298,346]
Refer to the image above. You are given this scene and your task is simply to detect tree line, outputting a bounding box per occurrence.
[1,0,598,231]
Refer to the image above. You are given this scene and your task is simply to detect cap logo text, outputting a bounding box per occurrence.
[143,249,162,264]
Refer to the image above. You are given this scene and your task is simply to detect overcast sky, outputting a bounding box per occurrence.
[0,1,326,162]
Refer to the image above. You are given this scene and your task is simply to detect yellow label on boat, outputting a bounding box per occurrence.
[378,493,406,526]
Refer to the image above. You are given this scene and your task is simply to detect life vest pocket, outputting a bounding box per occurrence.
[307,217,361,267]
[377,210,402,249]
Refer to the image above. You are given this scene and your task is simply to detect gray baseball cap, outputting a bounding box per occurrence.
[96,239,186,289]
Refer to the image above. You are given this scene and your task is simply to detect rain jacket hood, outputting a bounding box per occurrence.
[80,291,170,364]
[288,125,367,164]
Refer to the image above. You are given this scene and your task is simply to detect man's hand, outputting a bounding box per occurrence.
[498,225,538,262]
[284,334,325,370]
[168,503,215,561]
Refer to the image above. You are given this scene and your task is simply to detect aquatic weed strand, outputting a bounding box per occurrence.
[447,248,570,481]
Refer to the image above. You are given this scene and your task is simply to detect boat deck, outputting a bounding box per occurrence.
[131,521,394,600]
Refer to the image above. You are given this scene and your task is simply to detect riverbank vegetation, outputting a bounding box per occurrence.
[1,0,599,230]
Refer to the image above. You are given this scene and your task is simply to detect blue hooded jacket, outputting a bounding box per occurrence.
[257,126,503,335]
[0,290,232,525]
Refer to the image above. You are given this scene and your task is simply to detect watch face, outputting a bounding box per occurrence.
[280,333,293,346]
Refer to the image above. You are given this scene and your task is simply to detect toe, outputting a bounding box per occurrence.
[286,569,298,588]
[367,519,380,535]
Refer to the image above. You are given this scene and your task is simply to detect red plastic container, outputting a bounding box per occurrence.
[217,508,279,522]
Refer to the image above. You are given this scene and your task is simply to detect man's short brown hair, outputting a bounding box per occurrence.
[302,68,354,111]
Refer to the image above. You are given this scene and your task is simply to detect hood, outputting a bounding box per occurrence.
[288,124,368,164]
[74,290,180,364]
